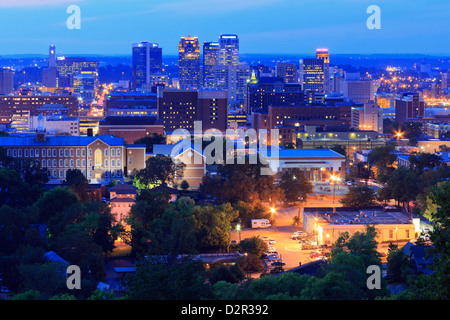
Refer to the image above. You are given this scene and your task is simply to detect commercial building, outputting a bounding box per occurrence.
[98,116,164,144]
[351,101,383,133]
[316,49,330,92]
[0,93,79,124]
[104,91,158,117]
[28,114,80,136]
[275,62,298,84]
[157,88,228,132]
[109,183,138,226]
[203,42,219,88]
[56,56,99,88]
[342,79,374,104]
[302,208,417,246]
[178,36,201,89]
[132,42,163,89]
[395,92,425,124]
[0,67,15,95]
[299,58,325,92]
[42,45,58,88]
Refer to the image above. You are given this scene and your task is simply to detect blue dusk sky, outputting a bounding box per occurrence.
[0,0,448,55]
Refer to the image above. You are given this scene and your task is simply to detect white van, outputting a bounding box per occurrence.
[251,219,271,229]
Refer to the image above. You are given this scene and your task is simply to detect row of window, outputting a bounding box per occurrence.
[48,169,123,179]
[6,147,122,158]
[40,158,122,168]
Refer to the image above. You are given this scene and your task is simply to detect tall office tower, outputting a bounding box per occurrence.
[299,58,325,92]
[202,42,219,88]
[316,49,330,92]
[214,34,249,106]
[56,57,99,88]
[178,36,201,89]
[275,62,299,83]
[132,42,163,89]
[218,34,239,66]
[0,67,14,95]
[42,45,58,88]
[395,92,425,125]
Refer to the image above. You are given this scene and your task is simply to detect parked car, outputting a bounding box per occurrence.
[260,236,270,242]
[271,261,286,266]
[266,254,279,260]
[269,239,276,245]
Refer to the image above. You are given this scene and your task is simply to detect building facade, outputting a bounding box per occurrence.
[178,36,201,89]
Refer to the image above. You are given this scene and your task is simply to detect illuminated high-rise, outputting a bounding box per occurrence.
[178,36,201,89]
[218,34,239,66]
[299,58,324,92]
[0,67,14,95]
[203,42,219,88]
[132,42,163,89]
[316,48,330,92]
[42,45,58,88]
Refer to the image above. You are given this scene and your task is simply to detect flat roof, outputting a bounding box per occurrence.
[305,209,413,225]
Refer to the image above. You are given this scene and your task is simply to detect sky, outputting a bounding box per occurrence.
[0,0,449,56]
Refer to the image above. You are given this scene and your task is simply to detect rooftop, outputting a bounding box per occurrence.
[0,134,124,147]
[305,208,412,225]
[109,183,138,194]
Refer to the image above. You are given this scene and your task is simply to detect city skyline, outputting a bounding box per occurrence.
[0,0,449,55]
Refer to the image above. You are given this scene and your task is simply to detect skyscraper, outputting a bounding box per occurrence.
[42,45,58,88]
[299,58,325,92]
[56,57,99,88]
[178,36,201,89]
[203,42,219,88]
[0,67,14,95]
[275,62,299,83]
[316,48,330,92]
[214,34,249,106]
[132,42,163,89]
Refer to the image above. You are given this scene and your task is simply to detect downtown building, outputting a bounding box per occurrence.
[202,42,219,88]
[56,56,99,88]
[299,58,325,92]
[395,92,425,125]
[275,62,299,84]
[0,67,15,95]
[213,34,251,107]
[178,36,201,89]
[157,88,228,132]
[132,41,163,89]
[42,45,58,88]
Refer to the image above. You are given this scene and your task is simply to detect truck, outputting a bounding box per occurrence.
[251,219,271,229]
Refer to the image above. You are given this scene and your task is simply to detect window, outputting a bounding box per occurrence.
[42,160,46,167]
[64,149,69,157]
[30,149,34,157]
[82,159,86,167]
[76,159,80,167]
[59,170,64,178]
[116,169,122,177]
[53,149,57,157]
[70,149,74,157]
[7,149,11,156]
[52,170,57,178]
[82,149,86,157]
[18,149,22,157]
[111,170,115,177]
[116,148,121,157]
[35,149,39,157]
[89,159,92,167]
[24,149,29,157]
[59,149,63,157]
[111,149,115,157]
[48,159,51,167]
[104,149,108,157]
[128,157,133,165]
[89,149,92,157]
[53,159,57,167]
[389,229,393,239]
[406,229,410,238]
[105,170,109,178]
[94,149,102,166]
[76,149,80,157]
[117,159,121,167]
[111,159,115,167]
[105,159,108,167]
[59,159,63,167]
[13,149,17,157]
[70,159,74,167]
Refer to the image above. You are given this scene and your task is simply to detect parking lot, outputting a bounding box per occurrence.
[230,207,330,271]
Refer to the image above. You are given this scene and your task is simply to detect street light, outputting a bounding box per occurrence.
[270,207,276,232]
[236,222,241,243]
[330,174,340,204]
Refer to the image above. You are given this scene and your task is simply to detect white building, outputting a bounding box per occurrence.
[28,114,80,136]
[351,101,383,134]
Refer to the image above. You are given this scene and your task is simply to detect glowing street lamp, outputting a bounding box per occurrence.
[330,174,341,204]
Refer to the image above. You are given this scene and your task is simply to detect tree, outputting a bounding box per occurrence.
[64,169,90,201]
[34,186,79,225]
[385,166,421,208]
[180,180,190,191]
[409,153,444,174]
[279,168,314,204]
[238,236,268,258]
[135,154,185,188]
[340,185,377,208]
[386,244,415,284]
[368,144,397,181]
